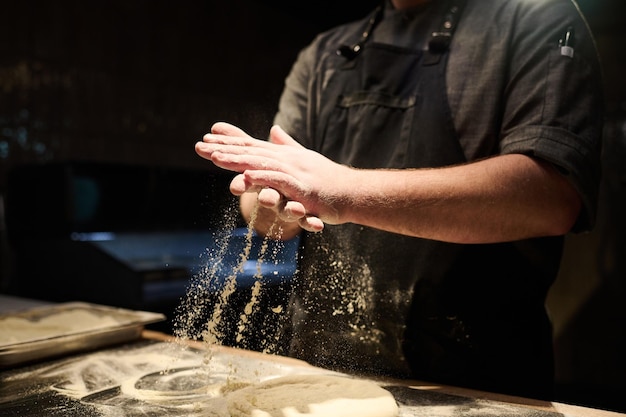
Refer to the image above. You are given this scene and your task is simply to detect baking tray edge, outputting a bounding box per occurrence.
[0,302,165,368]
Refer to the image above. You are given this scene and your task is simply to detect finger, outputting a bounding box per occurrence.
[230,174,261,196]
[201,133,252,146]
[257,190,308,224]
[269,125,305,148]
[210,152,284,174]
[283,200,306,219]
[299,215,325,233]
[195,141,214,160]
[257,187,282,209]
[211,122,251,138]
[242,170,304,200]
[196,142,252,166]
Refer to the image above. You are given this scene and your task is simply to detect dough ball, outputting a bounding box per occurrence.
[226,374,398,417]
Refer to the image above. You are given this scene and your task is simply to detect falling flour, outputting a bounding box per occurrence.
[161,200,402,416]
[172,201,287,355]
[172,197,386,368]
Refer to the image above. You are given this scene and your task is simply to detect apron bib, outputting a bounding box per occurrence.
[287,1,556,396]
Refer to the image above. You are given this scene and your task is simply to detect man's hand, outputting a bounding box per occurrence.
[196,122,351,233]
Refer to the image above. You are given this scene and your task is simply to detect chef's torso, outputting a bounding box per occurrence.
[287,0,560,398]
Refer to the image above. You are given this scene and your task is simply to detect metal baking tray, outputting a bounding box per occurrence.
[0,302,165,368]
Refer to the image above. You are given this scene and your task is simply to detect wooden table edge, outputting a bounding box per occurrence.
[141,330,624,417]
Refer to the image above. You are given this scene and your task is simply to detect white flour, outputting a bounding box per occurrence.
[18,341,353,417]
[0,310,121,344]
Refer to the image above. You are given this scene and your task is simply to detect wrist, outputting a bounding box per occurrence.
[327,166,361,224]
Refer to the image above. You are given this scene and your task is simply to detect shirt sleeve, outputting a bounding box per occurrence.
[498,0,604,232]
[272,42,317,148]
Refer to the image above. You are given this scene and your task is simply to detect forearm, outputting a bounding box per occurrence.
[338,154,581,244]
[198,127,582,244]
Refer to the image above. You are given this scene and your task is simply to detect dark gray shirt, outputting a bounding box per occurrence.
[274,0,604,231]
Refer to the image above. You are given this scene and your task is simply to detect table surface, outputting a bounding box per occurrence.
[1,327,623,417]
[146,331,626,417]
[0,296,623,417]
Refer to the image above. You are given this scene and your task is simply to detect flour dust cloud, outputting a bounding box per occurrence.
[172,202,291,355]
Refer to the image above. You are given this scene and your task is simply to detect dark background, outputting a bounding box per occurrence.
[1,0,625,413]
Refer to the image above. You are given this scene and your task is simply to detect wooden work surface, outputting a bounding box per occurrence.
[0,328,623,417]
[143,330,625,417]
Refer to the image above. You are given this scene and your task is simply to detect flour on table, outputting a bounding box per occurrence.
[0,310,121,344]
[226,374,399,417]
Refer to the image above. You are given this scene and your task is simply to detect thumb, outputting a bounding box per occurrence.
[269,125,304,148]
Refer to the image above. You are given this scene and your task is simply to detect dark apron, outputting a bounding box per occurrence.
[287,0,558,399]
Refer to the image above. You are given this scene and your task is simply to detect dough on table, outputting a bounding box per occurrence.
[225,373,398,417]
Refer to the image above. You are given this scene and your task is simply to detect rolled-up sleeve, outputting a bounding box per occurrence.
[497,1,604,232]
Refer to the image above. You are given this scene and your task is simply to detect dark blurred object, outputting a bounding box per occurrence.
[4,162,299,348]
[6,161,234,238]
[4,162,234,330]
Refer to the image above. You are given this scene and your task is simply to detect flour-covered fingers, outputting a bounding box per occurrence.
[244,171,324,232]
[282,200,307,220]
[208,152,286,174]
[197,137,284,170]
[298,215,324,233]
[229,174,263,196]
[258,189,308,223]
[202,131,280,152]
[201,134,251,147]
[242,170,304,202]
[256,188,312,230]
[257,187,282,209]
[265,195,323,231]
[210,122,251,138]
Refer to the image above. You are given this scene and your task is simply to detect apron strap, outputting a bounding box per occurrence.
[336,5,384,60]
[424,0,467,66]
